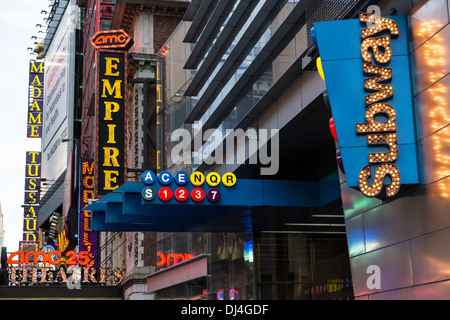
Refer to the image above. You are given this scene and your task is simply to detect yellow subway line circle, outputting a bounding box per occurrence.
[206,172,221,187]
[190,171,205,186]
[222,172,236,187]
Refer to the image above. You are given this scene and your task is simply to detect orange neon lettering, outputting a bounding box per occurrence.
[157,253,195,268]
[6,251,24,264]
[83,176,95,189]
[48,251,61,265]
[157,252,166,267]
[82,161,94,175]
[24,251,48,264]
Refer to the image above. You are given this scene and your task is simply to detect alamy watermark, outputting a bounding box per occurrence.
[366,5,382,28]
[170,122,280,176]
[168,6,385,176]
[366,265,381,290]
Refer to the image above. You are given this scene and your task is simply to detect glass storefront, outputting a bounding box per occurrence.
[154,232,254,300]
[152,232,352,300]
[255,233,353,300]
[152,0,354,301]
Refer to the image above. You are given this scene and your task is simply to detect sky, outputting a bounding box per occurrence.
[0,0,50,251]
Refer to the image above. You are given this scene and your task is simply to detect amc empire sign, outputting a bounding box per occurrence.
[91,30,133,197]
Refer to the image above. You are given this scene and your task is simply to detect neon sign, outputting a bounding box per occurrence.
[80,159,98,267]
[92,31,133,197]
[157,252,194,268]
[5,250,123,285]
[27,61,44,138]
[7,250,90,265]
[90,29,133,50]
[23,151,41,241]
[7,266,123,285]
[58,230,70,253]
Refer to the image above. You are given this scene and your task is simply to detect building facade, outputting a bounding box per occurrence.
[341,0,450,299]
[80,0,189,300]
[26,0,450,300]
[28,0,188,299]
[128,0,450,300]
[38,0,80,253]
[149,0,353,300]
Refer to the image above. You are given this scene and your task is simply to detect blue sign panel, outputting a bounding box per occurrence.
[85,172,342,233]
[313,14,420,198]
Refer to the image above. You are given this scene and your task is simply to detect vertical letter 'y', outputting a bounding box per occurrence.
[259,129,279,176]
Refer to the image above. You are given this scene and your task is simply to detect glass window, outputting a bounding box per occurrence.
[154,232,255,300]
[255,233,353,300]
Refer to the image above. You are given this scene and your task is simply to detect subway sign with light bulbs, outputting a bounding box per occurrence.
[313,13,420,198]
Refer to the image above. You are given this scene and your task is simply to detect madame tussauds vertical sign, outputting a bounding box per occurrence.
[23,151,41,241]
[90,30,133,197]
[27,61,44,138]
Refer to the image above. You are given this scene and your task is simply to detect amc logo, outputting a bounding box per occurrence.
[90,29,133,50]
[157,252,195,268]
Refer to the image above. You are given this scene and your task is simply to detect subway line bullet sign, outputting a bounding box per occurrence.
[141,171,236,203]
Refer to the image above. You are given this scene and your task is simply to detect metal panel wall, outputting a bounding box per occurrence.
[343,0,450,299]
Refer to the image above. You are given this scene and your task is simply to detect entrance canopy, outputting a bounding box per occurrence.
[85,174,341,233]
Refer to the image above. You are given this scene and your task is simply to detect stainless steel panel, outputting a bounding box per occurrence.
[363,192,426,252]
[369,279,450,300]
[415,73,450,140]
[363,179,450,252]
[410,0,449,50]
[340,181,381,220]
[421,177,450,220]
[419,126,450,185]
[367,286,418,300]
[350,241,413,297]
[412,23,450,95]
[411,227,450,285]
[345,214,366,257]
